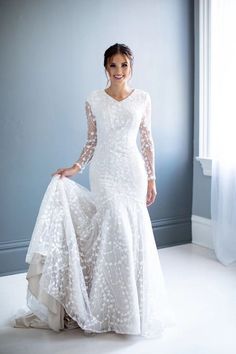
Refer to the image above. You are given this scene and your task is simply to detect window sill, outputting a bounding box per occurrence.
[195,156,212,176]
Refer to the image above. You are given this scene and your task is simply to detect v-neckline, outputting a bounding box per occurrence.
[103,88,136,103]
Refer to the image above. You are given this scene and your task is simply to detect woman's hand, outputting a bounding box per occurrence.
[51,164,81,179]
[146,179,157,206]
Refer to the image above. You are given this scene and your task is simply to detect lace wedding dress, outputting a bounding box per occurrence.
[11,88,176,338]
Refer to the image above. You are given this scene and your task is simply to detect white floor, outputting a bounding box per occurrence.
[0,243,236,354]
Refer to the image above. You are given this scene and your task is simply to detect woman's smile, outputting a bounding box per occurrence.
[114,75,124,80]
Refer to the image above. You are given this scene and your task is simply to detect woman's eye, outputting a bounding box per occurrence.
[110,63,127,67]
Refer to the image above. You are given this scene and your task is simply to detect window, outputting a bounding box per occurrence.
[196,0,212,176]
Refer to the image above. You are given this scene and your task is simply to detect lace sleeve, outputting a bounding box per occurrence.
[139,93,156,181]
[74,100,97,173]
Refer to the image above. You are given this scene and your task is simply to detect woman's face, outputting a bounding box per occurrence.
[105,53,132,85]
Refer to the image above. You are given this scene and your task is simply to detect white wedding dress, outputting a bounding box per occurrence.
[11,88,176,338]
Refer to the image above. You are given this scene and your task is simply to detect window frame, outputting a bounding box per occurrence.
[196,0,212,176]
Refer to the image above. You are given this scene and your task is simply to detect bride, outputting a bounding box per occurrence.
[11,43,176,339]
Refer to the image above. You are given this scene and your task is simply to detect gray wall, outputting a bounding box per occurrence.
[0,0,194,276]
[192,0,211,219]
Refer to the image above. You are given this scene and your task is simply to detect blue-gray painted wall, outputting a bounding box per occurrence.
[0,0,194,276]
[192,0,211,219]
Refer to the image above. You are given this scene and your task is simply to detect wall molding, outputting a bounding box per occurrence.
[195,156,212,176]
[1,216,214,276]
[0,215,192,276]
[152,215,191,229]
[152,215,192,249]
[0,239,29,251]
[191,214,213,249]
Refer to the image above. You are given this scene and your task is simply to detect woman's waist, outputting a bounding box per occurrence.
[95,142,139,155]
[91,146,145,169]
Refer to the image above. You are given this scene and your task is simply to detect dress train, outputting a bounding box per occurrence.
[10,175,176,338]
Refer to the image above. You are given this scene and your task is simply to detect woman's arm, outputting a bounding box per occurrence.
[139,92,157,206]
[51,100,97,178]
[74,100,97,173]
[139,92,156,181]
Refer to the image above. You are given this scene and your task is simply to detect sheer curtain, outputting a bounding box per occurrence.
[210,0,236,266]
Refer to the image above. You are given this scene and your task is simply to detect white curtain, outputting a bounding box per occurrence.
[210,0,236,266]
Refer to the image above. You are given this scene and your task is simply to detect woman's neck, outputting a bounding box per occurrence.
[105,84,133,99]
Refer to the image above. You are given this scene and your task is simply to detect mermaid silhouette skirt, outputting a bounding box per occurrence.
[10,170,176,339]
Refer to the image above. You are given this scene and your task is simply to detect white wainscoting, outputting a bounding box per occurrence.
[191,215,213,249]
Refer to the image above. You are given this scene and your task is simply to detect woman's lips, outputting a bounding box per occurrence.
[114,75,124,80]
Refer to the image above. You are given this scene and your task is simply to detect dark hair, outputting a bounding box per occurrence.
[104,43,134,68]
[104,43,134,86]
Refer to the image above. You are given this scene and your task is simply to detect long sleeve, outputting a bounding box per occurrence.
[139,93,156,181]
[75,100,97,173]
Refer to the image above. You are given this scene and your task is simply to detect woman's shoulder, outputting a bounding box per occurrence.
[85,89,100,103]
[133,89,151,105]
[137,88,150,96]
[134,88,148,94]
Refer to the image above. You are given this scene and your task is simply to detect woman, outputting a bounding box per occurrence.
[11,43,176,338]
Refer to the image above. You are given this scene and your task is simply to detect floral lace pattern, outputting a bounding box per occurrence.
[75,89,156,180]
[75,101,97,172]
[139,93,156,180]
[12,89,176,339]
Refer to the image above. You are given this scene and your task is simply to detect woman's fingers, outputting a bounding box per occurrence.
[58,169,65,178]
[146,190,152,206]
[51,168,65,177]
[146,188,157,206]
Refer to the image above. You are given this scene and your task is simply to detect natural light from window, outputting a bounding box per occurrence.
[210,0,236,165]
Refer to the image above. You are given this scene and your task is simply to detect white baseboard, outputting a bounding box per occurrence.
[191,215,213,249]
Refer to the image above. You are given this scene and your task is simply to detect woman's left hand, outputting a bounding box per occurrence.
[146,179,157,206]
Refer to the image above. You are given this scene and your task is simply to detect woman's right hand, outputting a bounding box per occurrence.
[51,164,81,179]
